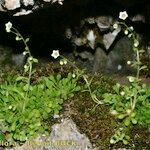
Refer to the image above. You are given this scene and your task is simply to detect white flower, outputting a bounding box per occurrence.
[119,11,128,20]
[5,22,12,33]
[23,51,28,55]
[128,34,132,38]
[59,60,64,65]
[117,65,122,70]
[127,61,131,65]
[120,91,125,96]
[113,23,118,29]
[51,50,60,59]
[128,76,135,82]
[63,59,67,65]
[16,36,19,41]
[24,65,28,69]
[134,40,139,47]
[15,36,22,41]
[129,26,134,31]
[126,109,132,115]
[124,30,128,35]
[29,57,33,61]
[72,73,76,78]
[110,138,115,144]
[110,110,118,115]
[8,105,12,109]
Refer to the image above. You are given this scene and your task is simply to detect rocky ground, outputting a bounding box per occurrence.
[0,56,149,150]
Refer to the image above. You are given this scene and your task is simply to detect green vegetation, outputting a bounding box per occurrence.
[0,22,81,142]
[102,14,150,144]
[0,11,149,149]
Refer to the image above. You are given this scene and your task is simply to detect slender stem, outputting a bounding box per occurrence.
[136,50,140,79]
[10,27,33,110]
[13,27,31,56]
[131,91,137,111]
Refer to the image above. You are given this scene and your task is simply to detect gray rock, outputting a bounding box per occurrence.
[0,45,25,67]
[11,53,25,67]
[107,36,135,74]
[103,27,121,50]
[0,45,12,65]
[93,47,108,73]
[0,0,6,11]
[22,0,34,6]
[13,9,32,16]
[5,119,96,150]
[95,16,112,32]
[4,0,20,10]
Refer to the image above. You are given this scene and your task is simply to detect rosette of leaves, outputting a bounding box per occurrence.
[0,73,81,142]
[103,83,150,126]
[103,82,150,144]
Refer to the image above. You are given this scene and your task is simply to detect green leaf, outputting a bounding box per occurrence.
[11,122,16,131]
[33,58,38,63]
[131,118,137,124]
[16,76,28,82]
[117,114,126,119]
[123,139,128,145]
[56,74,61,81]
[124,118,131,126]
[139,49,145,53]
[139,65,147,71]
[0,132,5,141]
[23,84,28,91]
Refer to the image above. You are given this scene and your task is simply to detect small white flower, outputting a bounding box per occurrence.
[29,57,33,61]
[72,73,76,78]
[128,33,132,38]
[110,138,115,144]
[5,22,12,33]
[63,59,67,65]
[124,30,128,35]
[129,26,134,31]
[59,60,64,65]
[127,61,131,65]
[134,40,139,47]
[113,23,118,29]
[126,109,132,115]
[110,110,118,115]
[23,51,28,56]
[51,50,60,59]
[24,65,28,69]
[8,105,12,109]
[119,11,128,20]
[117,65,122,70]
[16,36,20,41]
[120,91,125,96]
[23,52,26,55]
[128,76,135,82]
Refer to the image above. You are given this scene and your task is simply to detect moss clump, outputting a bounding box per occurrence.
[62,73,150,149]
